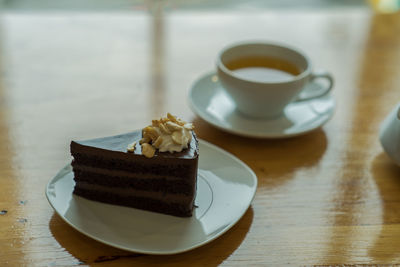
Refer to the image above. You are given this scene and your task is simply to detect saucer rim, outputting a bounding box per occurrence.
[188,71,335,139]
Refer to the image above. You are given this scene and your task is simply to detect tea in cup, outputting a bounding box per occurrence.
[216,42,334,119]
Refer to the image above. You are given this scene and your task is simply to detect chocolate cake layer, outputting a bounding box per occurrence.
[72,154,194,178]
[74,187,193,217]
[72,164,188,180]
[73,168,195,195]
[75,182,193,203]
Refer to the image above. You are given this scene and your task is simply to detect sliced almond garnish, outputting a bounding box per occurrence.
[184,123,194,130]
[172,130,184,145]
[139,136,150,144]
[167,113,177,122]
[176,119,185,126]
[142,143,156,158]
[134,113,193,155]
[159,123,171,134]
[143,126,159,141]
[153,136,163,148]
[166,121,182,132]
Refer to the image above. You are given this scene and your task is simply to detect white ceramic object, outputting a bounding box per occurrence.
[216,41,334,118]
[46,140,257,255]
[188,72,335,139]
[379,104,400,165]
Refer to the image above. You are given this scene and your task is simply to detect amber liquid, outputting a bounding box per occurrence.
[225,56,301,82]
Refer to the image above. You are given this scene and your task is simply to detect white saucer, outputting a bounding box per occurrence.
[188,72,335,138]
[45,140,257,255]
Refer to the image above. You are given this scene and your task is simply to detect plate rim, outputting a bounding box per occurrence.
[45,139,257,255]
[188,71,335,139]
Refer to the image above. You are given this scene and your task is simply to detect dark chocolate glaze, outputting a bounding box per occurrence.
[71,130,199,162]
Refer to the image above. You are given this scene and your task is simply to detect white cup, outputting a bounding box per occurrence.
[216,42,334,119]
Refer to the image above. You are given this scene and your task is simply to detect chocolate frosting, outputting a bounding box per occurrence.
[71,130,199,162]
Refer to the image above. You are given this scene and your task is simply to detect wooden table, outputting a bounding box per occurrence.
[1,2,400,266]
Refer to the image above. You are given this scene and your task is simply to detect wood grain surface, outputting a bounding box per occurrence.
[1,3,400,266]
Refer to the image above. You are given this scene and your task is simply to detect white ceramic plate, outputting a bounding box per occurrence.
[188,72,335,138]
[46,140,257,255]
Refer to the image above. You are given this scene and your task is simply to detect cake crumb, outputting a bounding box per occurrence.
[127,141,137,152]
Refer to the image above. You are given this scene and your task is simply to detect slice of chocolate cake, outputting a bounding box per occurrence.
[71,114,199,217]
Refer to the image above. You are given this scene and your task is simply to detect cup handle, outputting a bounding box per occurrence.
[295,71,334,102]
